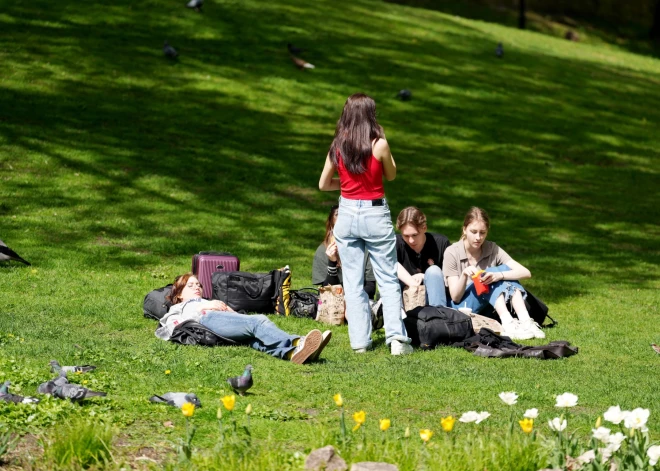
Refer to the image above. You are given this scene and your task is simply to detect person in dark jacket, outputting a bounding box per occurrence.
[312,205,376,298]
[395,207,450,307]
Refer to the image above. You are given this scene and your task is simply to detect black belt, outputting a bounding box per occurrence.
[371,199,384,206]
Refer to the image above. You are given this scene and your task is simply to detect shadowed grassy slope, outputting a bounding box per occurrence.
[0,0,659,462]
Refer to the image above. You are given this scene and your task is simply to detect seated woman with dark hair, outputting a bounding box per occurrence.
[155,273,331,364]
[312,205,377,299]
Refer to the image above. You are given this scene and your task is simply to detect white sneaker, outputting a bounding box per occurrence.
[390,340,413,355]
[291,329,322,364]
[309,330,332,361]
[519,319,546,339]
[501,320,534,341]
[353,348,367,354]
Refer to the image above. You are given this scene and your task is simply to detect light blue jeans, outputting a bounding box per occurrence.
[450,265,527,313]
[424,265,448,307]
[334,197,411,350]
[199,311,298,359]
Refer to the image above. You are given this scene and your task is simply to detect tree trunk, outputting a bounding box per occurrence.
[518,0,526,30]
[651,0,660,41]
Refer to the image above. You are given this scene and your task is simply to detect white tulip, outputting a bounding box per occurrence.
[475,411,490,424]
[459,411,479,423]
[647,445,660,466]
[592,426,611,443]
[599,447,613,462]
[548,417,567,432]
[608,432,626,448]
[524,408,539,419]
[603,405,627,425]
[498,391,518,406]
[623,408,650,431]
[555,392,578,408]
[576,450,595,465]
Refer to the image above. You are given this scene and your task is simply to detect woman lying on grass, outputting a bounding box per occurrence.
[442,207,544,341]
[155,273,331,364]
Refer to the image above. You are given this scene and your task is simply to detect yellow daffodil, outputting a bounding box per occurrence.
[165,370,171,375]
[595,416,602,428]
[419,429,433,442]
[245,404,253,415]
[217,407,223,420]
[352,411,366,432]
[379,418,391,431]
[519,418,533,434]
[82,380,88,385]
[333,393,343,407]
[181,402,195,417]
[221,394,236,411]
[441,416,456,433]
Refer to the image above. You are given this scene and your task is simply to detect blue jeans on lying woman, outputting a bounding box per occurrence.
[450,265,527,313]
[199,311,299,359]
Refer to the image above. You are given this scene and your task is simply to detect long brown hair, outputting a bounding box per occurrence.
[396,206,427,231]
[328,93,384,174]
[166,272,203,304]
[323,204,339,247]
[460,207,490,240]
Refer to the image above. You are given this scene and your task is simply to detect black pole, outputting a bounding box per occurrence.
[651,0,660,41]
[518,0,526,30]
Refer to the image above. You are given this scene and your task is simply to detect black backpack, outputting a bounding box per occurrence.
[404,306,475,350]
[289,288,319,318]
[169,320,238,347]
[143,284,173,321]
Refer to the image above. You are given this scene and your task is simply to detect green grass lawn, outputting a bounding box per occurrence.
[1,0,659,468]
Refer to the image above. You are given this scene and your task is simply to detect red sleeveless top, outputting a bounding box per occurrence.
[337,152,385,200]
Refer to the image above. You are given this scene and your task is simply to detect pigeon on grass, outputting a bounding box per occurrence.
[0,381,40,404]
[51,383,106,402]
[149,392,201,408]
[186,0,203,11]
[495,42,504,58]
[50,360,96,374]
[396,89,412,101]
[290,55,315,70]
[0,239,31,265]
[227,365,253,396]
[652,343,660,355]
[287,43,304,55]
[163,41,179,59]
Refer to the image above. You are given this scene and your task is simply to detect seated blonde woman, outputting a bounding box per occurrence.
[155,273,331,364]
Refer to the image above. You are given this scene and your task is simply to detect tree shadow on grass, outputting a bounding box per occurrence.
[0,0,658,304]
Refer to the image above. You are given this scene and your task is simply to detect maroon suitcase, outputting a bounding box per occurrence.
[192,252,240,299]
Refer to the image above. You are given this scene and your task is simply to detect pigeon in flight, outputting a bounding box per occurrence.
[163,41,179,59]
[0,381,40,404]
[0,239,31,265]
[186,0,203,11]
[290,55,314,70]
[227,365,253,396]
[396,89,412,101]
[149,392,202,408]
[287,43,305,55]
[50,360,96,375]
[495,42,504,58]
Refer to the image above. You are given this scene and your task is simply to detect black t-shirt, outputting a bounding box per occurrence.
[396,232,451,276]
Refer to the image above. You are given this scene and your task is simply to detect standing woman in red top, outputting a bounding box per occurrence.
[319,93,412,355]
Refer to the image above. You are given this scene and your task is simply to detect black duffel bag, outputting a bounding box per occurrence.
[143,284,173,321]
[404,305,475,350]
[170,320,238,347]
[211,271,276,313]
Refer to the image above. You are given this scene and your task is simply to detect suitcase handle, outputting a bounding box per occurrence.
[216,264,224,270]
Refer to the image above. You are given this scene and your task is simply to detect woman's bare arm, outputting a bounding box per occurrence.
[319,154,341,191]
